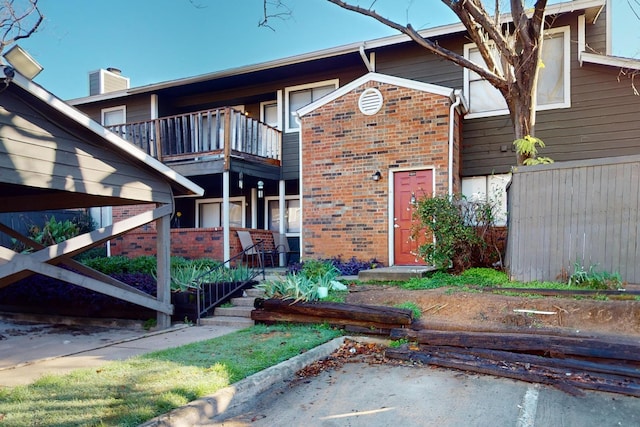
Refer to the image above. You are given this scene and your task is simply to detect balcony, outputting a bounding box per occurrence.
[107,107,281,167]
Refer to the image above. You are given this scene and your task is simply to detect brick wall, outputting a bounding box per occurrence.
[110,226,275,262]
[301,80,460,262]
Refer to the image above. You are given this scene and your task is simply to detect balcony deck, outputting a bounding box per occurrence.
[107,107,281,169]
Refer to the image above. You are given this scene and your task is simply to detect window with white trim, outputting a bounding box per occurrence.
[285,80,338,132]
[464,26,570,118]
[265,196,301,234]
[196,197,245,228]
[461,174,510,226]
[101,106,126,126]
[260,101,279,129]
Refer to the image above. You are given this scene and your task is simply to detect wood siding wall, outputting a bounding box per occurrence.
[79,94,151,124]
[0,91,173,206]
[376,9,640,178]
[506,155,640,284]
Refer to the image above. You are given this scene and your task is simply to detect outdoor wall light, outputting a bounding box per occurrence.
[410,192,417,205]
[257,180,264,198]
[238,171,244,189]
[3,45,43,80]
[371,171,382,181]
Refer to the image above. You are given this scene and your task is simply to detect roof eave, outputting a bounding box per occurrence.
[3,66,204,198]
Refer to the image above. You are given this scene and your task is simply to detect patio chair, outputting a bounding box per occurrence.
[237,230,263,268]
[267,231,294,267]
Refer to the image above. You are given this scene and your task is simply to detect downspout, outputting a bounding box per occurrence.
[359,44,374,72]
[448,91,462,197]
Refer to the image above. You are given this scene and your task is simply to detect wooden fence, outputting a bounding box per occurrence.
[506,155,640,284]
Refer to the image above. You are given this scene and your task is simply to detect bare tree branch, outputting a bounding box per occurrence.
[0,0,43,55]
[258,0,292,31]
[327,0,506,89]
[628,0,640,20]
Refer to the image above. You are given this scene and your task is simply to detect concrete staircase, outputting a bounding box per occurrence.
[199,268,287,327]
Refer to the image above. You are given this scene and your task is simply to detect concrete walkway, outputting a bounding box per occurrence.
[0,318,243,387]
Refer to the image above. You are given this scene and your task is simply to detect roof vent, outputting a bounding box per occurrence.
[358,88,383,116]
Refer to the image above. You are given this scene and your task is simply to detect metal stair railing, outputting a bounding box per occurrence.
[194,241,265,324]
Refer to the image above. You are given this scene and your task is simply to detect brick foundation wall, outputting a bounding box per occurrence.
[110,227,275,261]
[301,80,460,262]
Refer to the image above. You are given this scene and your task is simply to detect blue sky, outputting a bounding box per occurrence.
[14,0,640,100]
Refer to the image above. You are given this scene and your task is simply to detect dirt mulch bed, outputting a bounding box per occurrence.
[345,285,640,339]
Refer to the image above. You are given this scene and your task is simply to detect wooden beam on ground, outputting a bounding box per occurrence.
[256,299,413,325]
[389,329,640,362]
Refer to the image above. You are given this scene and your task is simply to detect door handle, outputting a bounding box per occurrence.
[393,224,400,228]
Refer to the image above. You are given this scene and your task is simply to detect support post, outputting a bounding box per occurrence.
[278,179,286,267]
[223,170,231,265]
[156,209,172,329]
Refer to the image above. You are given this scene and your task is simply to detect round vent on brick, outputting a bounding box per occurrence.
[358,88,383,116]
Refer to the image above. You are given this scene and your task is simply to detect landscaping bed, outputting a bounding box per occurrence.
[345,285,640,338]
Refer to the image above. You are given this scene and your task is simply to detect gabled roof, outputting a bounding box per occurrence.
[297,72,460,118]
[1,66,204,204]
[68,0,606,104]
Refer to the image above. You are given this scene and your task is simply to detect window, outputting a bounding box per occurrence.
[285,80,338,132]
[101,106,126,126]
[265,197,301,234]
[463,26,570,118]
[461,174,510,226]
[260,101,279,129]
[196,197,245,228]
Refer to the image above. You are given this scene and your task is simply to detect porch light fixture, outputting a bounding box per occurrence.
[371,171,382,181]
[410,192,417,206]
[257,180,264,198]
[238,171,244,189]
[3,45,43,80]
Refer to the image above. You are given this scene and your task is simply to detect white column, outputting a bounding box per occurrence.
[223,170,231,265]
[251,188,258,228]
[278,179,286,266]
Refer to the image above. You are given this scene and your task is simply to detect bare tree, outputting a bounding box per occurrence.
[0,0,43,55]
[263,0,554,165]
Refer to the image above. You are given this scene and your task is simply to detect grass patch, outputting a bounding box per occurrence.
[0,323,341,427]
[394,301,422,319]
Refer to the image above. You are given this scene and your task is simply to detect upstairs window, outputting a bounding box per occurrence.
[285,80,338,132]
[101,106,126,126]
[463,26,570,118]
[261,101,280,129]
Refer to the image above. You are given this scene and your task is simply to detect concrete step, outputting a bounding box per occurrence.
[230,297,256,307]
[213,306,254,317]
[358,266,437,281]
[245,288,266,298]
[199,316,255,328]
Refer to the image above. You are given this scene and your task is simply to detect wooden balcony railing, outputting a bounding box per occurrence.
[107,107,281,164]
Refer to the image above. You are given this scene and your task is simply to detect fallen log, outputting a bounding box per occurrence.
[389,329,640,362]
[255,298,413,325]
[251,309,406,332]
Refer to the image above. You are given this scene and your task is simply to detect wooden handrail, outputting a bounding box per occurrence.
[107,107,281,164]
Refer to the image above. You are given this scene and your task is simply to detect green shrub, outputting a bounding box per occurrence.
[568,262,623,290]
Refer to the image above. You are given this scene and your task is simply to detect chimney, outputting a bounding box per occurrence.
[89,68,130,96]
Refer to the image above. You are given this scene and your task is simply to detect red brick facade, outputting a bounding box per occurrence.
[110,205,275,261]
[300,79,461,263]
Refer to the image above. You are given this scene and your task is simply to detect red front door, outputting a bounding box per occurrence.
[393,169,433,265]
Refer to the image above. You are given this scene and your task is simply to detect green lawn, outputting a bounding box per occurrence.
[0,323,341,427]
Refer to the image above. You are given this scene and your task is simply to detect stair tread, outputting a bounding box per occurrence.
[230,297,256,306]
[200,316,254,327]
[214,306,254,317]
